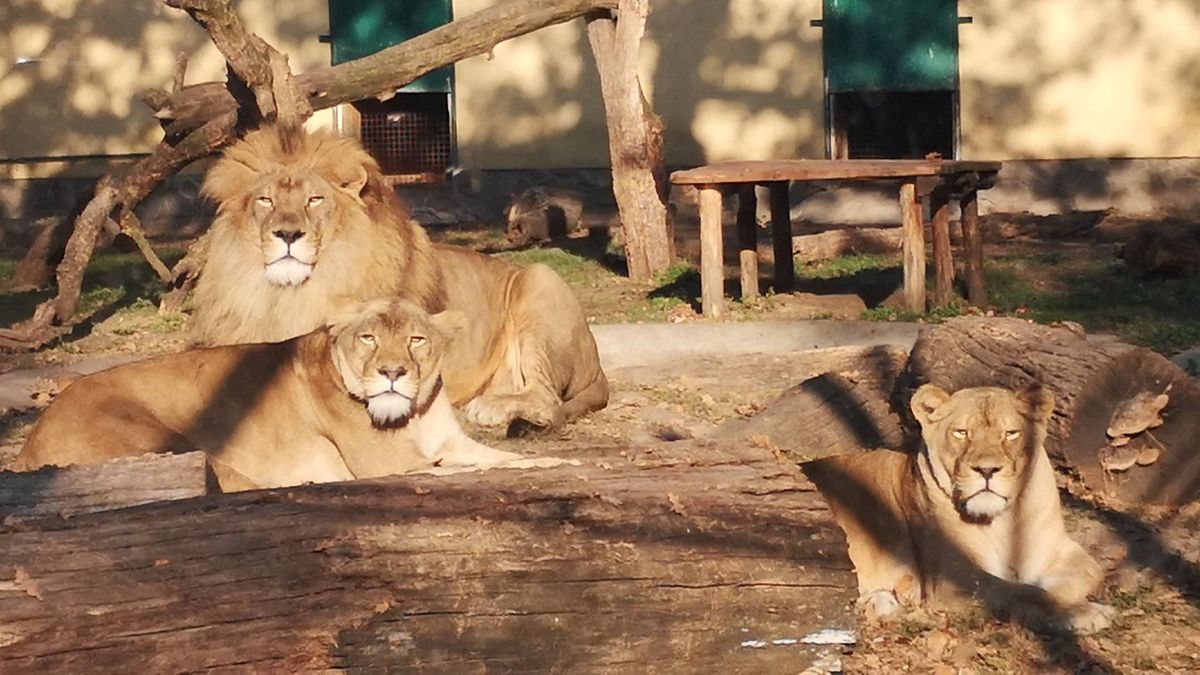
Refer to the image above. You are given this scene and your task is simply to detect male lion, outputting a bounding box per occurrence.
[190,125,608,435]
[15,299,542,492]
[804,384,1115,634]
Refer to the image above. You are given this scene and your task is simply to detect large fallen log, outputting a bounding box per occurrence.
[714,346,909,459]
[899,316,1200,505]
[0,442,856,671]
[792,226,903,263]
[0,452,207,523]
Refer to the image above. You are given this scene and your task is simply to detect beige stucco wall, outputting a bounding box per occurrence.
[0,0,334,175]
[4,0,1198,175]
[453,0,826,169]
[959,0,1200,159]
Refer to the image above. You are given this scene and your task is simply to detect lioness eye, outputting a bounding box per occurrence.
[255,196,273,207]
[1005,430,1022,440]
[307,195,325,206]
[952,429,968,439]
[409,336,427,347]
[358,334,376,346]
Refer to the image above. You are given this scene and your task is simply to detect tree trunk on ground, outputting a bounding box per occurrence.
[715,346,910,459]
[0,452,207,523]
[0,443,855,671]
[900,316,1200,505]
[586,1,675,281]
[2,0,623,351]
[792,227,904,264]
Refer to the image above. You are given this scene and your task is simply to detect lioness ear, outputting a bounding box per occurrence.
[430,310,467,337]
[1017,382,1055,422]
[911,384,952,427]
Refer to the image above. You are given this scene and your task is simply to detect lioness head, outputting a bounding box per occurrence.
[328,299,465,427]
[911,383,1055,522]
[203,125,373,287]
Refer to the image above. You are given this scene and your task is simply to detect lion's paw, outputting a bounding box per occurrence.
[464,394,559,432]
[860,590,903,622]
[1064,602,1116,635]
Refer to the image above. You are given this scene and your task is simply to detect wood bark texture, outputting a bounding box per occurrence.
[586,0,675,280]
[714,347,910,458]
[0,443,856,671]
[791,227,904,264]
[0,452,207,523]
[900,316,1200,504]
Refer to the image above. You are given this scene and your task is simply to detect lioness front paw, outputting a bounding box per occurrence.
[860,590,903,622]
[464,393,559,431]
[1064,601,1116,635]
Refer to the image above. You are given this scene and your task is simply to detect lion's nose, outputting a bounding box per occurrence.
[973,465,1001,480]
[378,366,407,381]
[273,229,304,244]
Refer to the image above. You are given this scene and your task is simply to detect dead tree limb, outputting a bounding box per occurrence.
[5,0,620,351]
[586,1,675,280]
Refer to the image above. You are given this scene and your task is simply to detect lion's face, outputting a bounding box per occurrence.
[911,384,1055,522]
[247,172,341,286]
[329,300,465,427]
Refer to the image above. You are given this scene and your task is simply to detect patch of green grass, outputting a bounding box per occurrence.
[986,255,1200,353]
[497,246,612,287]
[797,252,899,280]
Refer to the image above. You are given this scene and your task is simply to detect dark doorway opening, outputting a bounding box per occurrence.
[354,94,451,184]
[828,90,956,159]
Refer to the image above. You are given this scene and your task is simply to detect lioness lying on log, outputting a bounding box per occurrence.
[804,384,1115,634]
[15,300,544,492]
[190,124,608,435]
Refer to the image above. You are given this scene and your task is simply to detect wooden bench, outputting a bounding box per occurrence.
[670,159,1002,317]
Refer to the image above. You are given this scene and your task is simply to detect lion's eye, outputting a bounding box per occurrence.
[358,334,376,346]
[952,429,968,439]
[1005,430,1022,440]
[255,196,273,208]
[307,195,325,207]
[409,335,427,347]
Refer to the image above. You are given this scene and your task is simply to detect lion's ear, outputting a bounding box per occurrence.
[911,384,951,427]
[430,310,467,338]
[1017,382,1055,422]
[328,162,369,199]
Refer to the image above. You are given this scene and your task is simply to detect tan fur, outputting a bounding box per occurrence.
[15,300,537,492]
[191,125,608,433]
[805,384,1114,634]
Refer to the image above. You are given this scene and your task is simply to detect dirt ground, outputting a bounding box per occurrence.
[2,212,1200,672]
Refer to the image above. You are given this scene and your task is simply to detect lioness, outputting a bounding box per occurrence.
[191,125,608,435]
[804,384,1115,634]
[15,300,537,492]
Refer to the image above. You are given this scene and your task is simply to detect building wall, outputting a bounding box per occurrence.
[0,0,333,176]
[453,0,826,169]
[2,0,1198,177]
[959,0,1200,159]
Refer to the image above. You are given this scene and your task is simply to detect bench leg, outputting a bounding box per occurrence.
[698,185,725,318]
[960,190,987,307]
[930,188,955,308]
[900,181,926,313]
[769,181,795,293]
[736,184,759,301]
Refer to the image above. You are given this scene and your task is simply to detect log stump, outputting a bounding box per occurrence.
[0,443,856,671]
[900,316,1200,504]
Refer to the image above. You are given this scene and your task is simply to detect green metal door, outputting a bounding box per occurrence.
[327,0,452,93]
[823,0,958,92]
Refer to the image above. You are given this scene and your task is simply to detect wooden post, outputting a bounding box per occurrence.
[960,190,988,307]
[930,187,955,308]
[900,181,926,313]
[769,182,795,293]
[735,184,759,301]
[698,185,725,317]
